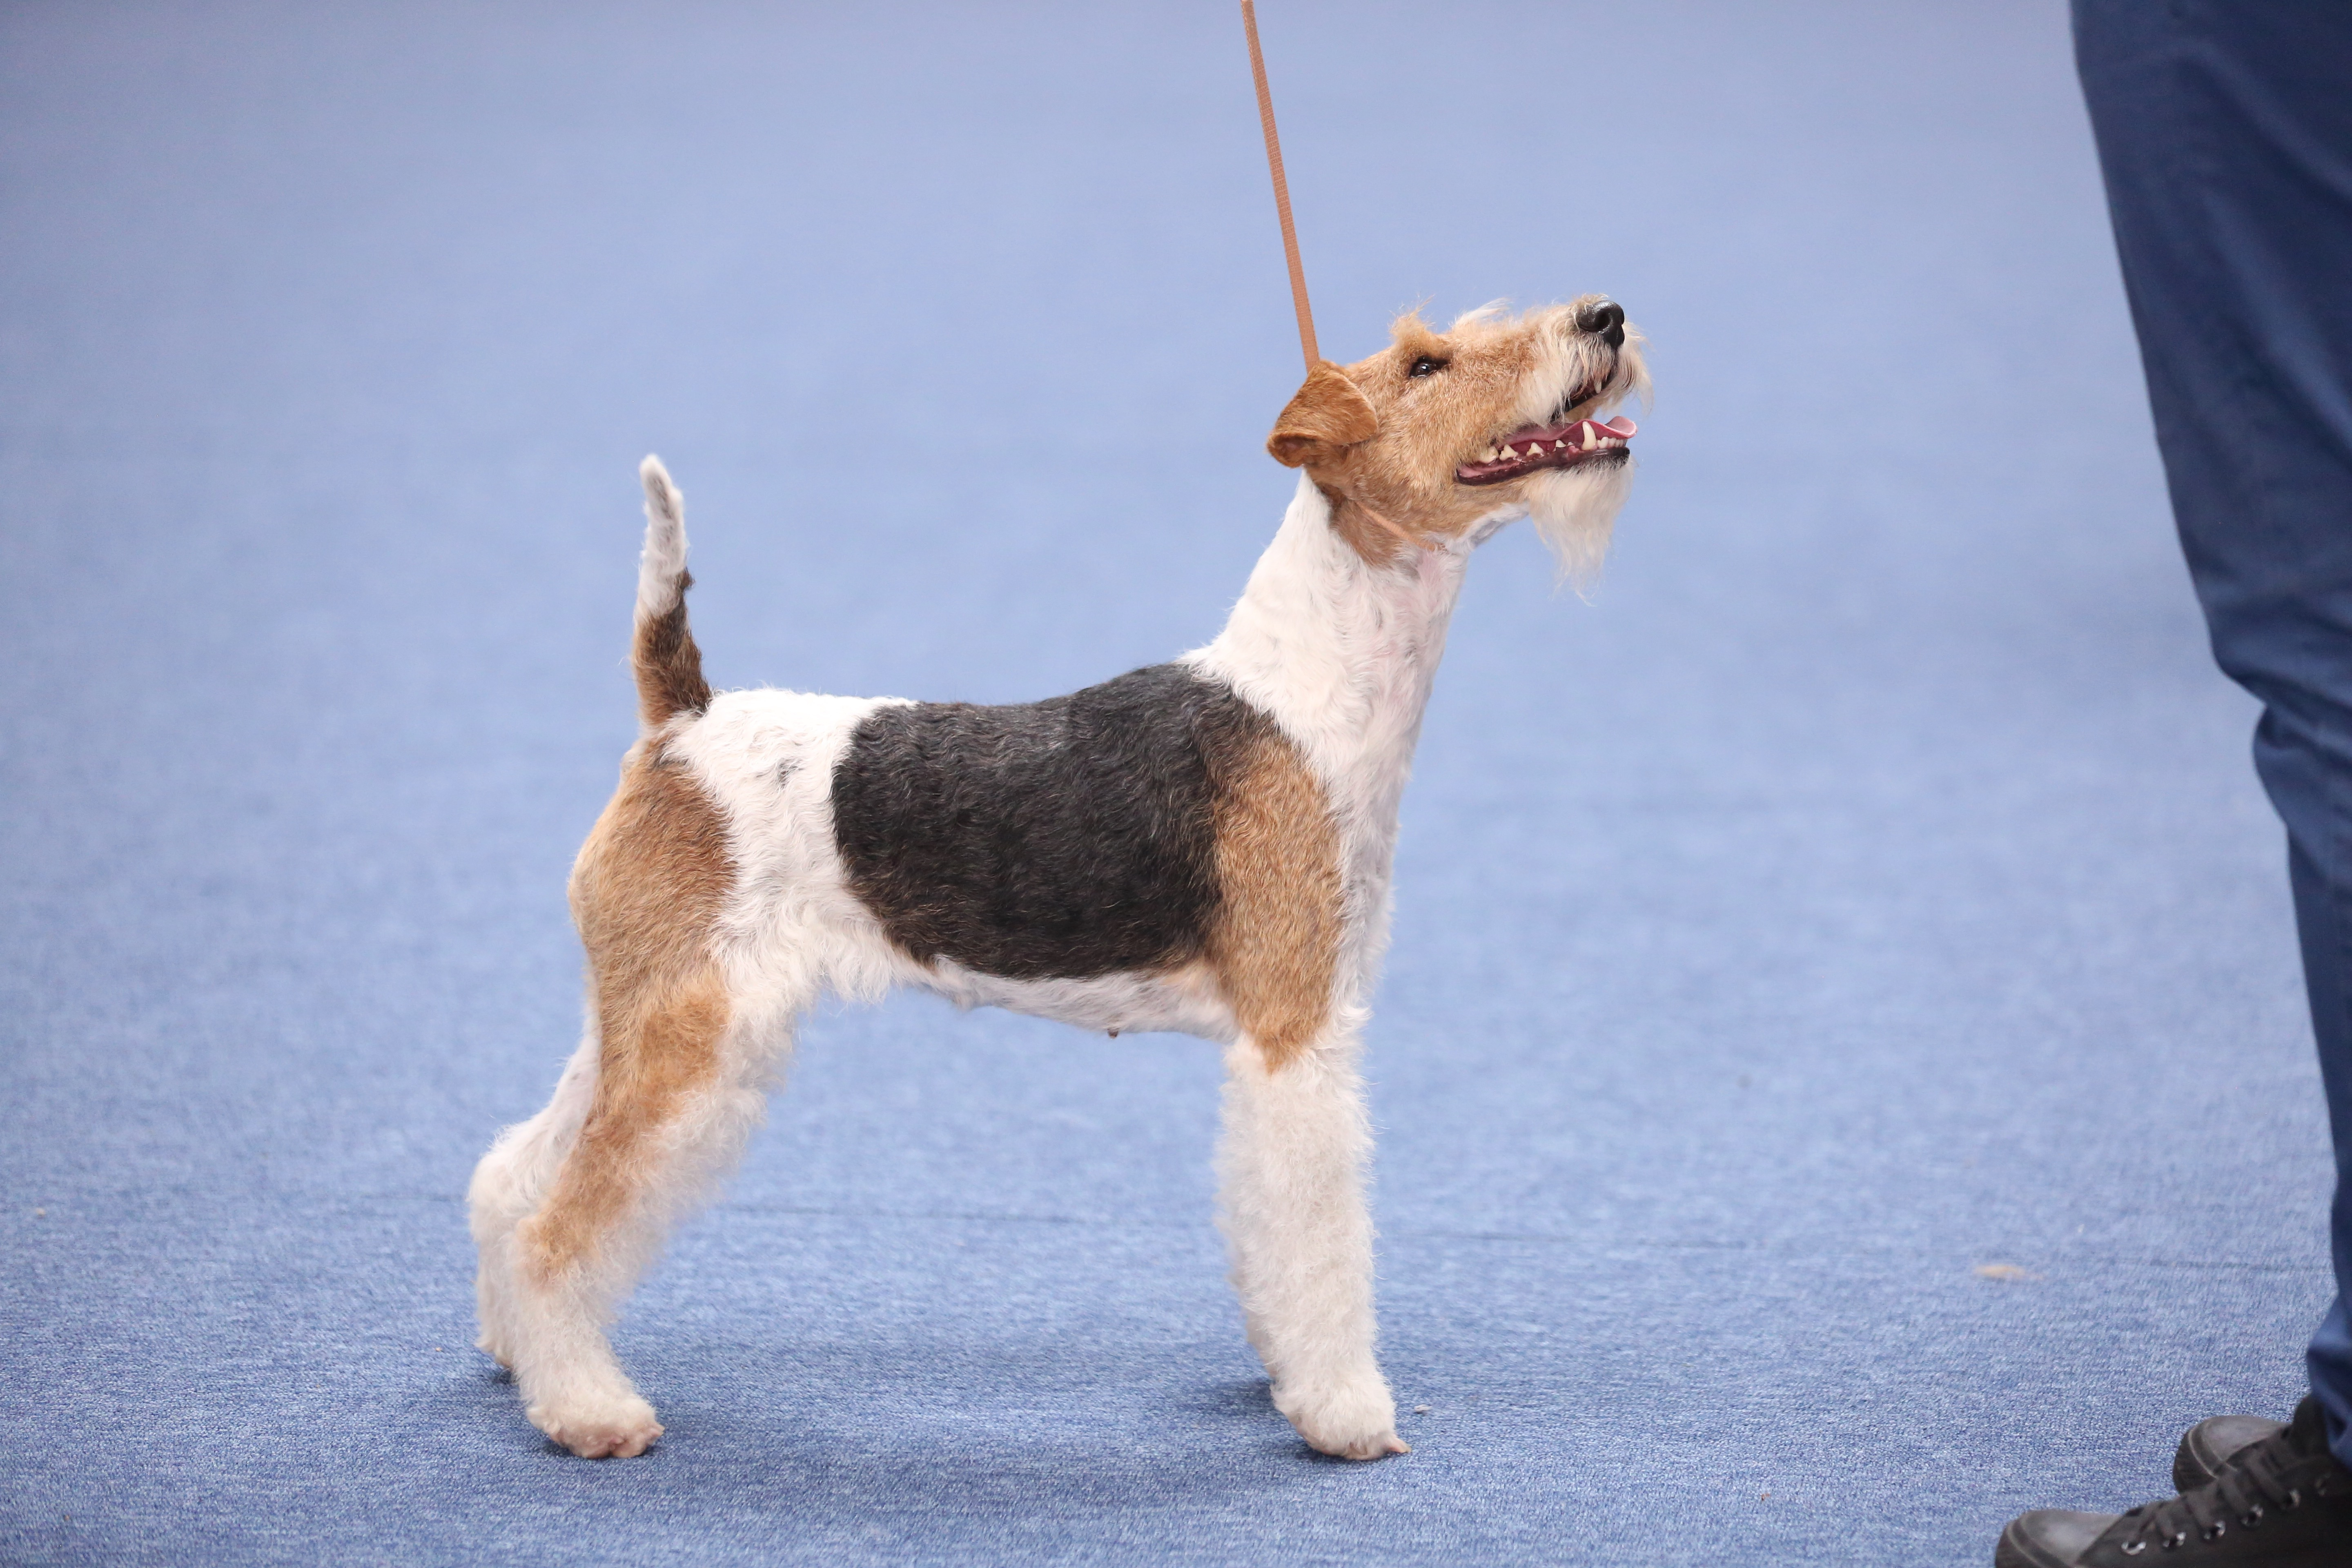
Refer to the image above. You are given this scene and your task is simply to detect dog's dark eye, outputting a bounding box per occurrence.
[1408,356,1445,379]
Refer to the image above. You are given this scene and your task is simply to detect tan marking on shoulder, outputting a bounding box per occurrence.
[1207,723,1343,1071]
[521,744,734,1283]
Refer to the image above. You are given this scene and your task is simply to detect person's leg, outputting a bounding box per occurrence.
[2288,842,2352,1457]
[2074,0,2352,1465]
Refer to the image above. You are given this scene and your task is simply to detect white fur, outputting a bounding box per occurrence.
[635,455,688,622]
[472,436,1599,1463]
[1527,457,1637,590]
[1217,1023,1393,1459]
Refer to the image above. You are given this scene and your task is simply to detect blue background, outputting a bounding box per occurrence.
[0,3,2328,1563]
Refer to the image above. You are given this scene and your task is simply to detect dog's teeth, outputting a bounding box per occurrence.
[1481,447,1498,462]
[1554,439,1569,451]
[1581,425,1598,451]
[1499,445,1518,459]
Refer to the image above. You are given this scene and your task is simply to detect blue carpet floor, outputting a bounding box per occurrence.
[0,3,2333,1564]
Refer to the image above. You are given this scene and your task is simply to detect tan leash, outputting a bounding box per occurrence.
[1243,4,1435,556]
[1350,498,1441,555]
[1242,1,1317,374]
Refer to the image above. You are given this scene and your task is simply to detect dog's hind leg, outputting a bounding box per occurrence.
[1215,1024,1407,1461]
[468,1021,602,1373]
[494,963,770,1458]
[468,719,771,1457]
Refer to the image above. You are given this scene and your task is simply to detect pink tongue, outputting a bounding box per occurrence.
[1598,415,1636,438]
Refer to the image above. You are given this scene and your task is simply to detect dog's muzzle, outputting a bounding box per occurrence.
[1454,300,1636,486]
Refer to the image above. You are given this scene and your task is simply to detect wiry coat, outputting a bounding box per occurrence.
[468,299,1645,1462]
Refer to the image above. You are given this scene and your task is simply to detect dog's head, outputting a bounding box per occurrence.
[1267,297,1647,578]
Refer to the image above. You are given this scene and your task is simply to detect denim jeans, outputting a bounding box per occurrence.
[2074,0,2352,1464]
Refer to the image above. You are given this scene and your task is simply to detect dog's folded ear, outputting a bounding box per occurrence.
[1267,361,1379,468]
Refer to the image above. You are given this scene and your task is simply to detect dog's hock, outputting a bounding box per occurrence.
[1266,361,1379,468]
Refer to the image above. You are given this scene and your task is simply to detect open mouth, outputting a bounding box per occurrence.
[1455,405,1636,487]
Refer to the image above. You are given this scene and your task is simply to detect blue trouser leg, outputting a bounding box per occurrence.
[2074,0,2352,1465]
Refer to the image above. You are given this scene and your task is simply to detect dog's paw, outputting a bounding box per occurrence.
[474,1328,514,1370]
[1303,1422,1411,1461]
[528,1393,664,1459]
[1276,1373,1410,1461]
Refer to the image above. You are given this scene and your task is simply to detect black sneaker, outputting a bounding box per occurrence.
[1996,1398,2352,1566]
[2176,1414,2289,1493]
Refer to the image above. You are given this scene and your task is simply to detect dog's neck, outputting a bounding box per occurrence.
[1189,474,1492,843]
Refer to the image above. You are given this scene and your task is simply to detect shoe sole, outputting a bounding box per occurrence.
[1994,1519,2077,1568]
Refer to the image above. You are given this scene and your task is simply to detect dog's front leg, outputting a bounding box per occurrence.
[1215,1029,1407,1460]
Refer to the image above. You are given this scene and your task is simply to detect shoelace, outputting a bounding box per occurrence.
[2118,1430,2314,1554]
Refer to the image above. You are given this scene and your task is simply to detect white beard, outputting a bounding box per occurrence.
[1523,455,1635,590]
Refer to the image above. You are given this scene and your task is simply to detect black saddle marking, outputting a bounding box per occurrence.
[830,663,1267,981]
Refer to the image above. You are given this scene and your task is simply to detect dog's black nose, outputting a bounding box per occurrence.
[1576,299,1626,349]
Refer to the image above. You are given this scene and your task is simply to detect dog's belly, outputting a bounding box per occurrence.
[829,664,1268,984]
[915,957,1238,1042]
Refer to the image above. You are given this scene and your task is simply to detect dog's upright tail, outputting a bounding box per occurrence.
[631,456,711,730]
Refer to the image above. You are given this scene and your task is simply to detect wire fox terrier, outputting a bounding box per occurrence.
[468,297,1646,1462]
